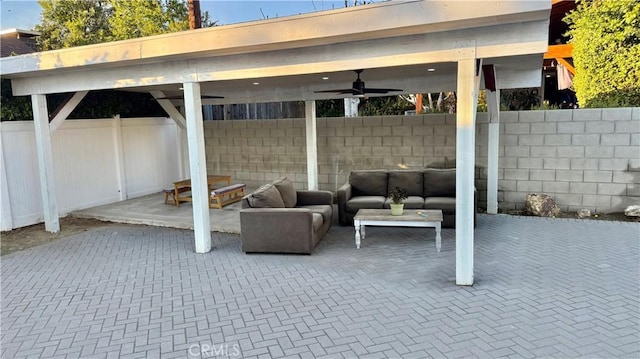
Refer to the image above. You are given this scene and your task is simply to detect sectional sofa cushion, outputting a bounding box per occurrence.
[383,196,425,209]
[388,171,423,196]
[272,177,297,208]
[350,170,388,196]
[423,168,456,197]
[346,196,386,212]
[246,183,285,208]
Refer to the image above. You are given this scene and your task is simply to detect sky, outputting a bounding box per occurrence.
[0,0,360,30]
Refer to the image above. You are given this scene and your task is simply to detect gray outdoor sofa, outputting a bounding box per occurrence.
[240,177,333,254]
[337,168,477,228]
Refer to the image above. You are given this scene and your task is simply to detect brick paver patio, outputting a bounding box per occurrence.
[2,215,639,358]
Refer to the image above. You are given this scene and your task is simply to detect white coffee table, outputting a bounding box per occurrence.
[353,209,444,252]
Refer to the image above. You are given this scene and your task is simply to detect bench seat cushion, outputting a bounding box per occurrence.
[211,183,245,195]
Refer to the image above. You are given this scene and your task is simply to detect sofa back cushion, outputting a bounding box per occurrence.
[388,171,423,196]
[349,170,388,196]
[246,183,285,208]
[272,177,297,208]
[423,168,456,197]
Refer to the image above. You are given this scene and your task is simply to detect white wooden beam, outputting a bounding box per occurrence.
[112,115,127,201]
[49,91,88,132]
[0,123,13,231]
[305,100,318,190]
[150,90,187,129]
[455,58,478,286]
[486,87,500,215]
[31,94,60,233]
[183,82,211,253]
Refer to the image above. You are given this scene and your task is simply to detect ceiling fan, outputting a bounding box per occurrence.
[314,69,402,96]
[153,94,224,100]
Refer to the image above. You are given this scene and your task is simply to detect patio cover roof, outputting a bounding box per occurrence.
[0,0,551,286]
[2,0,549,102]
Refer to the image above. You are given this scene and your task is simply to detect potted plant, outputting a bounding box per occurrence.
[389,186,408,216]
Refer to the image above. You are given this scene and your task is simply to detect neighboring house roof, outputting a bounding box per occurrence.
[0,29,39,57]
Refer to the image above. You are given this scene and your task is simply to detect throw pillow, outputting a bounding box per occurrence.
[423,168,456,197]
[272,177,297,208]
[247,183,285,208]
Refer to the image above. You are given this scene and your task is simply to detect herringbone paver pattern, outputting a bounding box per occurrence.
[2,215,639,358]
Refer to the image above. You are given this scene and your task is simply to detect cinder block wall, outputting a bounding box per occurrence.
[204,108,639,213]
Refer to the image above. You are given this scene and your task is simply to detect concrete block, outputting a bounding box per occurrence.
[363,137,382,147]
[582,194,612,209]
[504,168,529,180]
[530,146,557,158]
[445,135,457,145]
[555,193,583,206]
[602,134,630,146]
[433,146,456,157]
[611,195,639,211]
[503,191,527,204]
[572,109,602,121]
[557,122,585,134]
[518,158,543,169]
[519,135,544,146]
[333,127,353,137]
[326,118,345,127]
[612,171,638,183]
[571,158,599,170]
[544,158,570,170]
[583,170,613,183]
[569,182,597,194]
[475,112,489,123]
[586,122,614,134]
[543,181,569,193]
[633,107,640,120]
[544,134,572,146]
[499,111,518,123]
[626,183,640,196]
[365,116,382,126]
[317,127,335,137]
[519,111,544,123]
[599,158,630,171]
[505,123,530,134]
[344,118,363,127]
[630,158,640,169]
[413,147,434,157]
[412,126,433,135]
[434,125,455,136]
[601,108,633,121]
[504,145,530,157]
[371,147,388,156]
[597,183,627,195]
[615,121,640,135]
[278,137,294,146]
[402,116,424,126]
[382,136,402,147]
[391,147,412,156]
[277,119,294,128]
[372,127,392,136]
[530,123,557,134]
[543,109,572,122]
[615,146,640,159]
[392,126,412,136]
[530,170,556,181]
[572,134,600,146]
[285,128,303,137]
[556,146,585,158]
[381,116,403,126]
[345,137,363,147]
[501,134,519,146]
[327,137,344,147]
[445,113,457,125]
[402,156,424,167]
[357,127,372,136]
[585,146,614,158]
[517,180,542,192]
[402,136,423,146]
[501,157,518,168]
[425,113,446,124]
[315,118,328,127]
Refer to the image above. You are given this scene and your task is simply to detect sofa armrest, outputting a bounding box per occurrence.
[240,208,316,254]
[296,190,333,206]
[337,183,352,226]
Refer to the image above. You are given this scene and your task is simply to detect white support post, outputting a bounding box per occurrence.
[31,94,60,233]
[486,88,500,214]
[455,58,478,286]
[49,91,88,132]
[183,82,211,253]
[305,100,319,190]
[112,115,127,201]
[0,123,14,231]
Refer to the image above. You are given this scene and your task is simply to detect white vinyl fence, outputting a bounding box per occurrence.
[0,117,182,230]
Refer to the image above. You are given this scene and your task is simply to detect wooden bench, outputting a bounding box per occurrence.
[173,179,193,207]
[210,184,246,209]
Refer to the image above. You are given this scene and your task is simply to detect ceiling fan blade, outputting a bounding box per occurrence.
[360,88,403,94]
[153,95,225,100]
[314,89,355,94]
